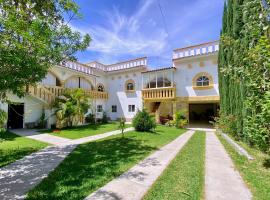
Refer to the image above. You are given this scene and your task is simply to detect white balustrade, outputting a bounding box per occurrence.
[173,41,219,60]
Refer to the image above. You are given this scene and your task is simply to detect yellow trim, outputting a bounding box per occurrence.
[177,96,220,103]
[125,79,135,93]
[192,72,213,90]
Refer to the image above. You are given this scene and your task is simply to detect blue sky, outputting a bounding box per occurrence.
[71,0,224,68]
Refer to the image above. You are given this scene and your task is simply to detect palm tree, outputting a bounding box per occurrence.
[53,89,91,129]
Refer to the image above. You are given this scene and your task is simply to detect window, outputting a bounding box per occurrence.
[97,84,104,92]
[97,105,103,112]
[125,79,135,92]
[128,105,135,112]
[112,105,117,113]
[196,76,210,86]
[127,83,134,91]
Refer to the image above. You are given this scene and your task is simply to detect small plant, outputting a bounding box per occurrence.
[174,110,188,128]
[85,113,95,124]
[37,109,47,129]
[119,117,126,137]
[0,109,7,133]
[102,111,108,124]
[132,109,156,132]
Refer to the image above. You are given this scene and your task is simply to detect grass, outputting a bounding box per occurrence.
[0,131,48,168]
[218,134,270,200]
[26,126,186,200]
[144,131,206,200]
[43,122,130,139]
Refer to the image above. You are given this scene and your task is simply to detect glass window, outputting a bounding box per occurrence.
[164,71,172,87]
[97,105,103,112]
[128,105,135,112]
[143,73,150,89]
[127,83,134,91]
[157,72,164,88]
[149,73,156,88]
[196,76,210,86]
[112,105,117,113]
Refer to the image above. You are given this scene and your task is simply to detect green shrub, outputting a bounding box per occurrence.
[85,113,95,124]
[0,109,7,133]
[132,109,156,132]
[174,110,187,128]
[102,112,108,123]
[118,117,126,137]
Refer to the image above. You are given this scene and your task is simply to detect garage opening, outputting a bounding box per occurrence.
[7,103,24,129]
[189,103,219,127]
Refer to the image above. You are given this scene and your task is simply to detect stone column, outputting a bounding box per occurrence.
[172,101,177,120]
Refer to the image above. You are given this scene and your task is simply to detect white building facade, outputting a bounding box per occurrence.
[0,41,219,128]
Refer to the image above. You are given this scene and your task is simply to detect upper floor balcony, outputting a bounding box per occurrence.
[142,67,176,101]
[173,41,219,60]
[88,57,147,72]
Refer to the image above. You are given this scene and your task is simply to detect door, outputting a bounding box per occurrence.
[7,103,24,129]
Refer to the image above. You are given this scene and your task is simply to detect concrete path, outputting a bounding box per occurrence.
[205,132,252,200]
[85,130,195,200]
[0,145,76,200]
[11,129,72,146]
[0,127,134,200]
[12,127,134,146]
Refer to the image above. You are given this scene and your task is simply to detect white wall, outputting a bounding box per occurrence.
[106,70,143,121]
[173,54,219,97]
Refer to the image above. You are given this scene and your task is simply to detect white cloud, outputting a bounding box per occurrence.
[70,0,169,60]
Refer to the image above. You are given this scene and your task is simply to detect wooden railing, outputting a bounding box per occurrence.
[142,87,176,100]
[28,85,56,105]
[29,85,108,105]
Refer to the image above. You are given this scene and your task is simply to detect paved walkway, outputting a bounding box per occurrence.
[0,127,134,200]
[12,127,134,146]
[85,130,195,200]
[205,132,252,200]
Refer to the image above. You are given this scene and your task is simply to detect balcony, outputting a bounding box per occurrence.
[142,87,176,101]
[45,86,108,100]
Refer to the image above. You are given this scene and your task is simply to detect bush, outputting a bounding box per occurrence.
[174,110,187,128]
[102,112,108,123]
[85,113,95,124]
[132,109,156,132]
[0,109,7,133]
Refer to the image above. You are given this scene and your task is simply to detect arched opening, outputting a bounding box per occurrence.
[42,72,61,86]
[64,76,93,90]
[125,79,135,92]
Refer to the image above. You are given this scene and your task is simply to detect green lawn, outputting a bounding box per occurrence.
[26,126,186,200]
[0,131,48,168]
[43,122,130,139]
[144,131,206,200]
[218,134,270,200]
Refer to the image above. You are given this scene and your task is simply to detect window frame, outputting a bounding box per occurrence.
[192,72,213,90]
[97,105,103,113]
[112,105,117,113]
[128,105,135,112]
[125,79,135,93]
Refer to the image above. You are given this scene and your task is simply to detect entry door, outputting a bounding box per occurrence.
[7,104,24,129]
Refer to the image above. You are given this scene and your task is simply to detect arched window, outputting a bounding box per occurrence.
[196,76,210,86]
[125,79,135,92]
[192,72,213,90]
[97,84,104,92]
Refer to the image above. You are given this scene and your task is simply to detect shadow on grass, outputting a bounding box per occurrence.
[263,157,270,169]
[26,136,157,200]
[0,131,21,142]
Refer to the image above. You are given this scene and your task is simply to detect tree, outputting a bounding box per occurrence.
[0,0,91,99]
[119,117,126,137]
[218,0,270,151]
[53,89,91,129]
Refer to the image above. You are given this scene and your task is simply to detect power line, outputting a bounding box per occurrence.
[156,0,170,37]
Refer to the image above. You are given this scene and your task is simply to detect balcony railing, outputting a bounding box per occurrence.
[45,86,108,99]
[142,87,176,101]
[173,41,219,60]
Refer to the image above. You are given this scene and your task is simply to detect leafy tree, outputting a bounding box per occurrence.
[132,109,156,132]
[0,109,7,132]
[0,0,91,99]
[53,89,90,129]
[218,0,270,151]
